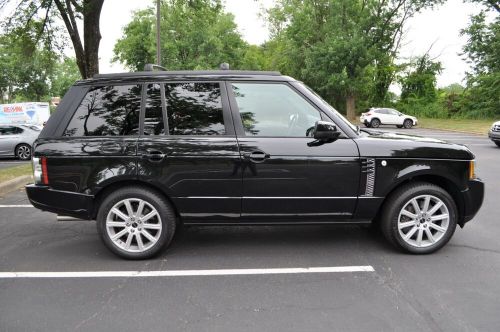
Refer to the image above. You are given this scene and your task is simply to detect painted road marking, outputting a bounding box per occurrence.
[0,205,33,207]
[0,266,375,278]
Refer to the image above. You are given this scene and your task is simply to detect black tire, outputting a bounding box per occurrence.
[370,118,381,128]
[364,123,371,128]
[403,119,413,129]
[380,182,457,254]
[495,141,500,148]
[15,143,31,160]
[96,186,176,259]
[396,125,403,128]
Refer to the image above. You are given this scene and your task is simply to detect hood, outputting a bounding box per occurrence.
[356,130,475,160]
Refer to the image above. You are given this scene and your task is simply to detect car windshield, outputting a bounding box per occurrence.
[297,82,359,135]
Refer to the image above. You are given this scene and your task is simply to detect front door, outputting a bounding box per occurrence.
[228,82,360,221]
[137,82,241,222]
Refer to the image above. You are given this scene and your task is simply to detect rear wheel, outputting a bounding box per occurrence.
[97,186,176,259]
[370,118,380,128]
[16,144,31,160]
[495,141,500,147]
[380,182,457,254]
[403,119,413,129]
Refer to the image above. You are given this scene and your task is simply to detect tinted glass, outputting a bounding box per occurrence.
[165,82,225,135]
[64,85,141,137]
[144,83,165,135]
[0,126,21,135]
[232,83,321,136]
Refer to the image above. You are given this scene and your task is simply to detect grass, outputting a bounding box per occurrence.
[0,164,32,183]
[418,118,495,135]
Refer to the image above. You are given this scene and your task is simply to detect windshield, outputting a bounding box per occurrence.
[297,82,359,135]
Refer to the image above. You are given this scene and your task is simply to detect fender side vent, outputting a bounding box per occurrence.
[361,158,376,196]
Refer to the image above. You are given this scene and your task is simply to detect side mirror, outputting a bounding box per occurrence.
[313,121,341,141]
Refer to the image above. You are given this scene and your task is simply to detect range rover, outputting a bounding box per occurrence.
[26,68,484,259]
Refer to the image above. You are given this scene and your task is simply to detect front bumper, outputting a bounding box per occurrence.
[488,130,500,141]
[460,179,484,225]
[26,184,94,220]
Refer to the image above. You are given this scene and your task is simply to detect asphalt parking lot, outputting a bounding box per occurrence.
[0,127,498,331]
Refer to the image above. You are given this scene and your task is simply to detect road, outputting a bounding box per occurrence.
[0,128,498,331]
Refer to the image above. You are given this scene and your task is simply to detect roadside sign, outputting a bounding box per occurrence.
[0,102,50,125]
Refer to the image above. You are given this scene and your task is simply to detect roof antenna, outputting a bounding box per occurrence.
[219,63,230,70]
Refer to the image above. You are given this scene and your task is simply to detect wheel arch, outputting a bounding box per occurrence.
[91,180,180,221]
[375,173,465,227]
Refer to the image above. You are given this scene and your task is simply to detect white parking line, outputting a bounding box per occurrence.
[0,266,375,278]
[0,205,33,207]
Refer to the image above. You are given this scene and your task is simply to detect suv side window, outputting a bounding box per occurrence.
[231,83,321,137]
[64,85,141,137]
[165,82,225,136]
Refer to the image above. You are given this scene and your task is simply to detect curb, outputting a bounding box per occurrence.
[0,175,32,196]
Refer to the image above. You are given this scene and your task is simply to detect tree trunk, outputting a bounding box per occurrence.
[346,91,356,121]
[83,0,104,78]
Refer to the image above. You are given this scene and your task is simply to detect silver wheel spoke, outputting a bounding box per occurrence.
[142,211,157,223]
[401,209,417,219]
[404,226,418,240]
[111,208,128,221]
[136,233,144,251]
[425,228,435,243]
[429,222,446,233]
[410,198,421,214]
[136,201,145,218]
[422,196,431,212]
[398,220,416,229]
[431,214,448,222]
[141,229,156,242]
[107,221,126,228]
[416,228,423,246]
[124,200,134,217]
[111,228,128,241]
[124,233,133,249]
[428,201,443,216]
[143,223,161,230]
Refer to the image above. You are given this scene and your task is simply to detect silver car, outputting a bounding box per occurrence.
[489,121,500,148]
[0,124,40,160]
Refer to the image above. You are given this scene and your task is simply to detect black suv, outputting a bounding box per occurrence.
[26,69,484,259]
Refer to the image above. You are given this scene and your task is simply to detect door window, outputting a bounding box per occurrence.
[231,83,321,137]
[165,82,225,136]
[64,85,141,137]
[0,126,22,135]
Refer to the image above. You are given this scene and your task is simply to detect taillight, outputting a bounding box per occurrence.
[32,157,49,185]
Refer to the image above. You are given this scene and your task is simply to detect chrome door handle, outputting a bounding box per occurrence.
[244,151,270,163]
[142,150,166,162]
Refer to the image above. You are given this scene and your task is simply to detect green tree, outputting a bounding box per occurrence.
[265,0,443,119]
[399,54,443,102]
[51,57,81,97]
[0,0,104,78]
[113,0,248,71]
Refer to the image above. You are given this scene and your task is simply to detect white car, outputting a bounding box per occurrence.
[360,108,418,129]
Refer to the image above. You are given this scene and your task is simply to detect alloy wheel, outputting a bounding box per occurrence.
[106,198,162,253]
[17,145,31,160]
[397,194,449,248]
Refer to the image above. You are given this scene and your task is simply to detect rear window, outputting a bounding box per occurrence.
[64,85,141,137]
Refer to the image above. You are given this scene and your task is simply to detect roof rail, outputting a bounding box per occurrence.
[144,64,167,71]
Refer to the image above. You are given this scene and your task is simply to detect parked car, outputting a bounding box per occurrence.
[488,121,500,147]
[0,124,40,160]
[360,108,418,129]
[26,67,484,259]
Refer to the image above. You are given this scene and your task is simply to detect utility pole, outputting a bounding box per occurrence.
[156,0,161,66]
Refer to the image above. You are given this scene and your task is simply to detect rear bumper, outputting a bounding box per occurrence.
[25,184,94,220]
[461,179,484,225]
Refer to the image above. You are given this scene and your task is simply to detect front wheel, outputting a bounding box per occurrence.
[403,119,413,129]
[380,182,457,254]
[370,118,380,128]
[16,144,31,160]
[396,125,403,128]
[97,186,176,259]
[495,141,500,148]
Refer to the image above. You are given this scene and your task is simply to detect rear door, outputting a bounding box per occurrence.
[0,126,20,155]
[137,81,241,222]
[228,81,360,221]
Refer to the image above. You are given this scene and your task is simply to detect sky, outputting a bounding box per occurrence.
[0,0,491,89]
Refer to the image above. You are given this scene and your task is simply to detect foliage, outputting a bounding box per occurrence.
[114,0,249,71]
[50,57,82,98]
[0,0,104,78]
